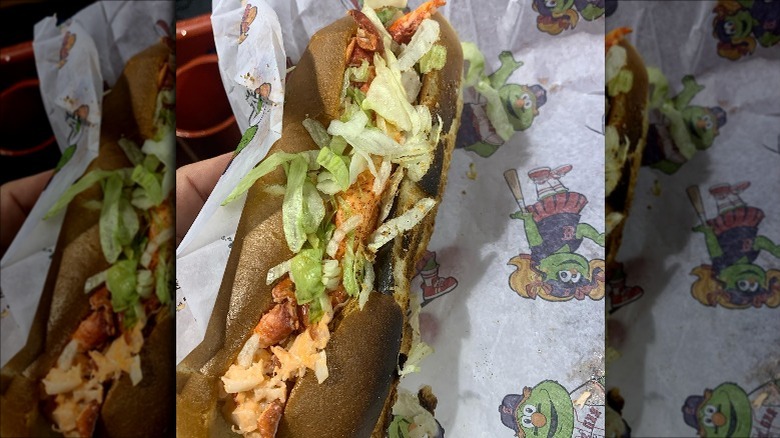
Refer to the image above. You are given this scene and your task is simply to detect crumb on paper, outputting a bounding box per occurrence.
[538,77,549,85]
[573,390,591,408]
[0,308,8,318]
[176,301,186,311]
[466,163,477,180]
[652,179,661,196]
[461,190,466,195]
[753,391,769,408]
[549,83,561,93]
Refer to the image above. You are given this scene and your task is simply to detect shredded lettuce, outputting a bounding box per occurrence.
[290,248,326,308]
[388,417,413,438]
[390,389,439,438]
[361,5,396,58]
[156,245,171,305]
[266,258,292,285]
[99,174,127,264]
[283,157,310,253]
[131,165,163,208]
[607,69,633,97]
[349,59,371,83]
[84,269,107,294]
[418,44,447,74]
[342,239,363,298]
[302,180,326,235]
[362,53,417,132]
[223,152,301,205]
[396,19,440,72]
[153,89,175,138]
[358,256,375,310]
[316,172,341,195]
[329,110,434,182]
[329,110,405,156]
[346,87,367,108]
[605,44,627,88]
[136,269,154,299]
[107,259,138,313]
[321,259,341,290]
[118,138,144,166]
[375,6,403,27]
[329,135,348,155]
[44,169,128,219]
[365,0,407,10]
[401,70,422,103]
[142,124,175,196]
[303,118,331,149]
[399,294,433,377]
[316,148,350,191]
[368,198,436,252]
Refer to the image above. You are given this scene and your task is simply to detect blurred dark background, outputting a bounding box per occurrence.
[0,0,97,185]
[174,0,241,167]
[176,0,210,20]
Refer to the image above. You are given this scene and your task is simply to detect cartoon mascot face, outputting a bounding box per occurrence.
[500,380,575,438]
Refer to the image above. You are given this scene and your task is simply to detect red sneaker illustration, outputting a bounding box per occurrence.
[414,250,458,305]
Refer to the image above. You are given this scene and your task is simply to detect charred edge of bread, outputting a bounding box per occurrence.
[0,42,171,436]
[605,38,648,269]
[176,12,463,438]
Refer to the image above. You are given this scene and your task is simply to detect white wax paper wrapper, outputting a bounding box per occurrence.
[606,1,780,437]
[176,1,606,436]
[175,0,286,362]
[0,1,172,367]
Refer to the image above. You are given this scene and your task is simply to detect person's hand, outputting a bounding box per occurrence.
[176,152,233,246]
[1,170,55,258]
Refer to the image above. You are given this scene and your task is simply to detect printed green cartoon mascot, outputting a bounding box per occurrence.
[505,166,606,302]
[683,379,780,437]
[532,0,605,35]
[683,383,753,438]
[688,183,780,309]
[457,49,547,158]
[642,73,727,175]
[500,381,575,437]
[500,378,608,437]
[712,0,780,60]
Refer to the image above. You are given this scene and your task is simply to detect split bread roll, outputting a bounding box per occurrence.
[176,3,462,437]
[605,28,649,268]
[1,42,174,437]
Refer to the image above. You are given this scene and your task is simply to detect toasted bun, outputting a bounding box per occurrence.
[0,42,172,437]
[175,12,462,438]
[605,36,648,268]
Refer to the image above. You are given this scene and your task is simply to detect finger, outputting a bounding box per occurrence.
[1,169,55,258]
[176,152,233,246]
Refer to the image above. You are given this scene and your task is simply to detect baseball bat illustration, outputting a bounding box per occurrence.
[504,169,527,213]
[686,185,708,225]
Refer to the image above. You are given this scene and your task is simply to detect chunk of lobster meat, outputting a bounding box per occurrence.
[88,287,111,311]
[254,301,299,348]
[388,0,446,44]
[75,401,100,438]
[349,10,385,53]
[348,42,375,67]
[271,277,296,304]
[334,170,382,260]
[256,400,284,438]
[72,305,115,352]
[329,285,349,309]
